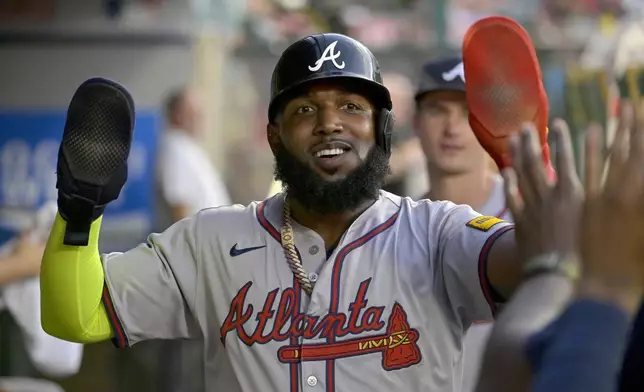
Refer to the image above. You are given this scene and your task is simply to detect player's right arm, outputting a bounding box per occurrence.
[41,211,201,346]
[41,78,201,346]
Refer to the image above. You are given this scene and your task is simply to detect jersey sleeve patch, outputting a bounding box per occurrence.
[466,216,505,232]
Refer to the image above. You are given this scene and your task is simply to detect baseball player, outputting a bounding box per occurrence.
[412,56,510,392]
[39,33,553,392]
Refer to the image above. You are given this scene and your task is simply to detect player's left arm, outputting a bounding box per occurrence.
[482,226,522,301]
[440,206,533,311]
[439,208,564,320]
[436,204,517,325]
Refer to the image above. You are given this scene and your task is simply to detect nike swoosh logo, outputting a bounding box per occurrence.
[230,243,266,257]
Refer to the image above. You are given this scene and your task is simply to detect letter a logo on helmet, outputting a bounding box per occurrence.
[442,61,465,82]
[308,41,346,72]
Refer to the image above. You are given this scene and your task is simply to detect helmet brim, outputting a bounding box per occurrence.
[268,73,392,123]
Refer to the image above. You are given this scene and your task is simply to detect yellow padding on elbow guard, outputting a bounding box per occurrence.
[40,214,114,343]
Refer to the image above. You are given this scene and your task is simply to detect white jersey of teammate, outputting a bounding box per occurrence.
[0,201,83,378]
[460,174,512,392]
[100,190,513,392]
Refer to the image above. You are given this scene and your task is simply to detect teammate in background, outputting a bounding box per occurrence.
[412,56,507,392]
[155,87,232,391]
[380,72,425,198]
[156,87,231,231]
[0,233,43,286]
[414,56,507,218]
[40,34,567,392]
[0,202,82,391]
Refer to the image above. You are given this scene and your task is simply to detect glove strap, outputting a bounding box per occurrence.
[58,189,106,246]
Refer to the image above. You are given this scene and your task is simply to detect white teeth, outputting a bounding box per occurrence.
[315,148,345,158]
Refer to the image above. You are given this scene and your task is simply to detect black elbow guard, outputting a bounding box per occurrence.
[56,77,135,246]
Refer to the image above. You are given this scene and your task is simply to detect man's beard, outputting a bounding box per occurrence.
[273,144,391,214]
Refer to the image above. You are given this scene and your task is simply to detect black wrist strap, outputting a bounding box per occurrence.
[58,191,106,246]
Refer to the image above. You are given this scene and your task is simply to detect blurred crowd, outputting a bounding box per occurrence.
[237,0,628,50]
[1,0,644,391]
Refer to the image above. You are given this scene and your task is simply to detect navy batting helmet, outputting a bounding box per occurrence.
[268,33,395,155]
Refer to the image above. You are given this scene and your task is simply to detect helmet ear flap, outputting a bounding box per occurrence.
[376,109,395,156]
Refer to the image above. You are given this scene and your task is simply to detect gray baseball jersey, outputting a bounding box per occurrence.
[460,174,513,392]
[100,190,513,392]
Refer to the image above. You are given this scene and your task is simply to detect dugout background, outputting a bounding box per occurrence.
[0,0,633,391]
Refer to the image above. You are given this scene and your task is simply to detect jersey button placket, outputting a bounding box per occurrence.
[300,246,327,392]
[297,235,328,390]
[301,362,325,390]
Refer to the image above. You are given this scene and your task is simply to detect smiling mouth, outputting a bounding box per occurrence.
[314,147,350,158]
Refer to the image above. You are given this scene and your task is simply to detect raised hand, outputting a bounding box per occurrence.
[56,78,134,246]
[578,102,644,314]
[503,121,583,267]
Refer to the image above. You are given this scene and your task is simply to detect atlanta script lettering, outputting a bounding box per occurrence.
[220,278,385,345]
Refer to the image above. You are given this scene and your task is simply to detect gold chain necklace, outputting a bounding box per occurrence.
[281,196,314,295]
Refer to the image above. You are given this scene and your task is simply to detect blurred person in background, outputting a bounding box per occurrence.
[447,0,506,46]
[412,56,508,392]
[156,86,231,231]
[0,201,83,392]
[381,72,426,198]
[152,87,232,392]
